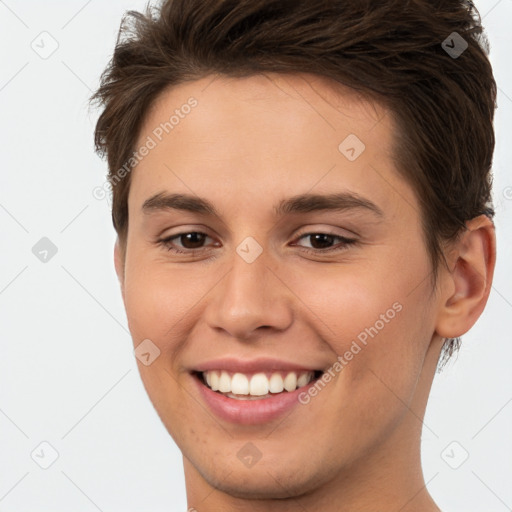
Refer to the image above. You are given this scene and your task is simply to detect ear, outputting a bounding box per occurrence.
[114,238,126,298]
[435,215,496,339]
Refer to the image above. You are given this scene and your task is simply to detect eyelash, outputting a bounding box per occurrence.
[157,230,357,256]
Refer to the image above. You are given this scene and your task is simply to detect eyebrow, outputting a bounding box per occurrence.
[142,191,384,218]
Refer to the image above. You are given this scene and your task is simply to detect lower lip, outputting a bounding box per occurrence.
[193,374,313,425]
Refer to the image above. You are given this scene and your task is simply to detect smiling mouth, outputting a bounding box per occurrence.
[194,369,324,400]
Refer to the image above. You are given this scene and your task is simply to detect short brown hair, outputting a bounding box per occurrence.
[91,0,497,363]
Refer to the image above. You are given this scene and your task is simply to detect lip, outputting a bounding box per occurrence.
[190,357,325,425]
[192,372,317,425]
[193,357,320,374]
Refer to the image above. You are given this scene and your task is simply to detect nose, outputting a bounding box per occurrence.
[203,245,294,341]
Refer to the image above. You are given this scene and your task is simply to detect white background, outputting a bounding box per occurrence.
[0,1,511,511]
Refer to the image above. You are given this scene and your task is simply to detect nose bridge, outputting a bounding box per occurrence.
[205,240,293,339]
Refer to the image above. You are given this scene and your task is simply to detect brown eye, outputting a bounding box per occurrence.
[293,232,357,253]
[158,231,215,253]
[305,233,337,250]
[176,232,208,249]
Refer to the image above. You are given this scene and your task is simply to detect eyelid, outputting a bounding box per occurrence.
[293,225,359,240]
[158,227,358,256]
[290,232,357,252]
[159,224,357,241]
[160,231,217,249]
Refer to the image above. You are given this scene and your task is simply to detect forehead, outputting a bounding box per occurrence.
[140,72,390,145]
[128,72,414,221]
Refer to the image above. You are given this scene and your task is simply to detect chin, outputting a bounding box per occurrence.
[193,456,324,501]
[205,473,306,500]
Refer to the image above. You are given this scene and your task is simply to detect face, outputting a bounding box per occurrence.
[117,73,445,499]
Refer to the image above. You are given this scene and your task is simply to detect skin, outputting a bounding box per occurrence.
[113,72,496,511]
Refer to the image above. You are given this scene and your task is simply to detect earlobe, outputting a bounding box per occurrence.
[435,215,496,339]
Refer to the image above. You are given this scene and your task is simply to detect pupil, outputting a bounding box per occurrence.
[310,234,333,249]
[182,232,205,249]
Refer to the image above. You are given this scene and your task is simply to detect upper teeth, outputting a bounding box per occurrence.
[203,370,315,395]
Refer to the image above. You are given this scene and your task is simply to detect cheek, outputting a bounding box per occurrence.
[122,259,204,346]
[286,263,413,348]
[284,269,433,459]
[121,261,200,429]
[286,256,434,400]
